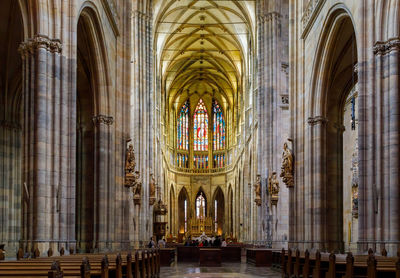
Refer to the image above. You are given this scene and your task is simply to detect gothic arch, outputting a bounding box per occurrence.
[212,186,225,235]
[0,0,26,255]
[310,5,358,116]
[306,6,358,252]
[75,6,114,252]
[78,4,112,115]
[178,187,190,235]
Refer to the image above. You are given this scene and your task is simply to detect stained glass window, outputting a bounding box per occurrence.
[177,100,189,150]
[213,100,225,150]
[196,192,206,219]
[177,153,189,168]
[194,99,208,151]
[213,154,225,168]
[194,155,208,169]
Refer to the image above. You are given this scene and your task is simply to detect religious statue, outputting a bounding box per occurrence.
[125,144,136,174]
[132,170,142,205]
[268,172,280,206]
[149,173,156,205]
[280,142,294,187]
[254,175,261,206]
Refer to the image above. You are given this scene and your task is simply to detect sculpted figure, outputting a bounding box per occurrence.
[133,170,142,196]
[125,144,136,174]
[254,175,262,206]
[149,174,156,198]
[280,142,294,187]
[254,175,261,198]
[268,172,280,196]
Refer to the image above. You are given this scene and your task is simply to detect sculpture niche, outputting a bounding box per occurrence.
[280,142,294,187]
[125,143,142,205]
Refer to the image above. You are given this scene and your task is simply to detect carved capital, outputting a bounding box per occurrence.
[19,34,62,57]
[92,114,114,126]
[374,38,400,55]
[307,116,328,126]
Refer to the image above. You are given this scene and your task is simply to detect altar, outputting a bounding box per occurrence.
[188,217,214,237]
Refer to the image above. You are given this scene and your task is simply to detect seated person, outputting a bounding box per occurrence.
[221,239,227,247]
[158,237,166,248]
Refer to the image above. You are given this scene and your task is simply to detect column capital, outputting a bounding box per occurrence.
[373,37,400,55]
[92,114,114,126]
[19,34,62,57]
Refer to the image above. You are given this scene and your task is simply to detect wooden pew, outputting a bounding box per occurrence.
[0,252,140,278]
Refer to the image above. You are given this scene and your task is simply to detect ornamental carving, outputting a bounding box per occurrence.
[254,174,261,206]
[149,173,156,205]
[280,142,294,188]
[268,172,280,206]
[125,144,136,174]
[19,34,62,56]
[124,143,141,205]
[92,115,114,126]
[374,38,400,55]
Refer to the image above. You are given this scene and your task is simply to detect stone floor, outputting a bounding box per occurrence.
[160,263,280,277]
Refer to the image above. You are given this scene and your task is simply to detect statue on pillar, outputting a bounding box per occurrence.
[149,173,156,205]
[125,144,136,174]
[254,175,262,206]
[124,142,142,205]
[268,172,280,206]
[280,142,294,187]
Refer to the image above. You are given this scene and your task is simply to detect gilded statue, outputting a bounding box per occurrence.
[268,172,280,195]
[280,142,294,187]
[254,175,261,206]
[125,144,136,174]
[268,172,279,206]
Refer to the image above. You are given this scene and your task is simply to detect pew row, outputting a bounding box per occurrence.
[276,248,400,278]
[0,249,161,278]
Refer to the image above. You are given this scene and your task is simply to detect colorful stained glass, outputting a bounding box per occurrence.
[177,153,189,168]
[177,100,189,150]
[213,100,225,151]
[213,154,225,168]
[194,155,208,169]
[194,99,208,151]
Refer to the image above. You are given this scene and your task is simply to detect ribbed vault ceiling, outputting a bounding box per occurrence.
[154,0,254,112]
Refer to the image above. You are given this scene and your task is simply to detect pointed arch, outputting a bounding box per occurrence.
[178,187,190,234]
[307,6,358,252]
[212,186,225,235]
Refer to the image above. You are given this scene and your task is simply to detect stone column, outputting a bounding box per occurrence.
[130,6,154,245]
[0,121,22,255]
[308,116,328,251]
[257,0,290,248]
[370,38,400,255]
[19,35,64,255]
[92,115,114,251]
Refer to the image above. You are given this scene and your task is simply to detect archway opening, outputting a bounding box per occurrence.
[213,187,225,236]
[178,187,189,241]
[322,14,358,252]
[76,13,97,253]
[0,0,24,255]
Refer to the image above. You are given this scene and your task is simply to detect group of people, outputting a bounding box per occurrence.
[148,236,166,248]
[184,236,227,247]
